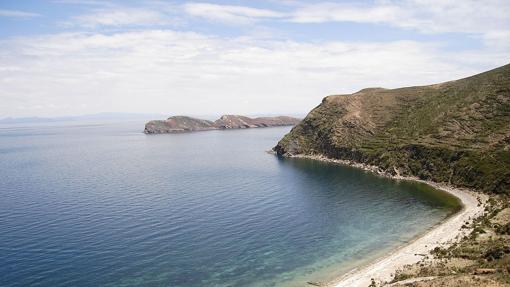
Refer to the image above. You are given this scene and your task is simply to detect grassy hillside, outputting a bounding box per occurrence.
[275,64,510,194]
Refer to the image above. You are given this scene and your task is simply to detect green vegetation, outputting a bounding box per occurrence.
[391,196,510,286]
[274,64,510,286]
[275,64,510,194]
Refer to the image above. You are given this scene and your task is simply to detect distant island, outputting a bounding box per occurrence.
[144,115,301,134]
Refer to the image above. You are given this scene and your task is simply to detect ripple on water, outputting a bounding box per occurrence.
[0,123,458,287]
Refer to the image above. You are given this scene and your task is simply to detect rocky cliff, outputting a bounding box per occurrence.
[145,115,301,134]
[274,64,510,194]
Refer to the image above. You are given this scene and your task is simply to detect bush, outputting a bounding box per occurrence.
[484,246,510,261]
[496,223,510,235]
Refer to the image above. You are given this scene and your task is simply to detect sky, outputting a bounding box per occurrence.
[0,0,509,118]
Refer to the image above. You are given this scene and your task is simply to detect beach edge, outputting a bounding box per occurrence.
[283,154,488,287]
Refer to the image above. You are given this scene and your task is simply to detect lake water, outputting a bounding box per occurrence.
[0,121,459,287]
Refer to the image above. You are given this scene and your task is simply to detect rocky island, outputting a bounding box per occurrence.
[144,115,301,134]
[275,64,510,286]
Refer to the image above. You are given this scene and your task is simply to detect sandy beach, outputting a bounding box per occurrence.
[290,154,488,287]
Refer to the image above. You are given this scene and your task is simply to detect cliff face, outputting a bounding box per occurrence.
[275,64,510,194]
[144,115,301,134]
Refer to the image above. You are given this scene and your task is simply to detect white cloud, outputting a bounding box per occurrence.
[290,3,401,24]
[52,0,114,5]
[59,1,510,49]
[1,2,509,117]
[289,0,510,47]
[483,30,510,50]
[183,2,284,24]
[176,1,510,50]
[0,30,507,117]
[0,9,40,17]
[180,1,509,48]
[69,8,171,28]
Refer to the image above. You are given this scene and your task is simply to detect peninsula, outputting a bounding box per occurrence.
[275,64,510,286]
[144,115,301,134]
[275,64,510,194]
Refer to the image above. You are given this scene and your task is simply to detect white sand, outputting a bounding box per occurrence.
[289,155,488,287]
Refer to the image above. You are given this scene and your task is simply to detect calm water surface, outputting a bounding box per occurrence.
[0,121,459,287]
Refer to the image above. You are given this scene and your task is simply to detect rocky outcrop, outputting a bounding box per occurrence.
[274,64,510,194]
[144,115,300,134]
[144,116,217,133]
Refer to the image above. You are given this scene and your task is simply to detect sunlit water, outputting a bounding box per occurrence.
[0,121,459,287]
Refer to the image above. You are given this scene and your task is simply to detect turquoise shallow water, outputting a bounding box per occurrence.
[0,121,458,287]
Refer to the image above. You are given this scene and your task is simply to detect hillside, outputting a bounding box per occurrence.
[274,64,510,194]
[144,116,216,133]
[145,115,300,134]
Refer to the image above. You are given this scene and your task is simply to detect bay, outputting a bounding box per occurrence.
[0,121,459,287]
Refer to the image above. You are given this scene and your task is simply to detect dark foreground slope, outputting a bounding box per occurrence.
[275,64,510,194]
[145,115,300,134]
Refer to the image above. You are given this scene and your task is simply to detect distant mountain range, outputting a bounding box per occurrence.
[0,113,167,124]
[144,115,301,134]
[275,63,510,194]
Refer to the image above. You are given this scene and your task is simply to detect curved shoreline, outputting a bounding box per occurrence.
[286,154,488,287]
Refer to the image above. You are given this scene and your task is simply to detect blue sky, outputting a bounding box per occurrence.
[0,0,509,117]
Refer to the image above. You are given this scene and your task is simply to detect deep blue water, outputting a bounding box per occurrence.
[0,121,459,287]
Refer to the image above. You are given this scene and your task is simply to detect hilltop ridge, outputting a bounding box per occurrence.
[275,64,510,194]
